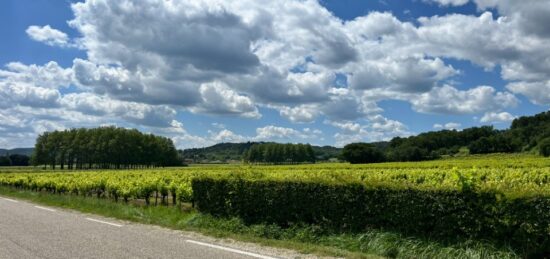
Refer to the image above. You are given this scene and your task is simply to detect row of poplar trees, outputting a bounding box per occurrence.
[243,143,316,164]
[32,127,180,169]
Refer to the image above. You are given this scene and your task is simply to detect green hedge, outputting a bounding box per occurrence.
[192,177,550,256]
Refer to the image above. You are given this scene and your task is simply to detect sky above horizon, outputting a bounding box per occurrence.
[1,0,549,149]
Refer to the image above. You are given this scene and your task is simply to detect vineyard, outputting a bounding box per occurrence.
[0,153,549,255]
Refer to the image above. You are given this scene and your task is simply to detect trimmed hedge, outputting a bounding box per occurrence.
[192,177,550,256]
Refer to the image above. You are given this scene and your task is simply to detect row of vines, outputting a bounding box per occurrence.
[0,162,549,204]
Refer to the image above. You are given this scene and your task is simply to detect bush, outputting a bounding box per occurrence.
[342,143,385,164]
[0,156,11,166]
[540,138,550,157]
[192,177,550,256]
[387,146,428,162]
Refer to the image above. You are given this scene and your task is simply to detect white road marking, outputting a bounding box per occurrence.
[0,197,19,203]
[34,205,56,212]
[186,240,278,259]
[85,217,123,227]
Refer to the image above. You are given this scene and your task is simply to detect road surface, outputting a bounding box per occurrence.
[0,196,293,259]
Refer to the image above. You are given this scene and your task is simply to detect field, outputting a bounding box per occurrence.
[0,153,549,257]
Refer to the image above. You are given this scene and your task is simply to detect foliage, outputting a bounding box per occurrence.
[342,143,385,164]
[343,111,550,163]
[180,142,341,163]
[0,156,11,166]
[192,174,550,256]
[7,154,30,166]
[540,138,550,157]
[0,154,30,166]
[32,127,181,169]
[180,142,257,162]
[243,143,315,164]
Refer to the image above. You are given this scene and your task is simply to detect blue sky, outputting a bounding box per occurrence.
[0,0,548,149]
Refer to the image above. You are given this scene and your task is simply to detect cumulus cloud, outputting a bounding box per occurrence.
[26,25,70,47]
[480,111,516,123]
[3,0,550,148]
[254,125,321,141]
[191,81,260,118]
[0,62,70,108]
[64,0,548,115]
[329,115,411,147]
[433,122,461,130]
[410,85,518,114]
[278,104,320,123]
[60,93,177,127]
[506,81,550,106]
[0,61,72,89]
[424,0,470,6]
[349,57,458,93]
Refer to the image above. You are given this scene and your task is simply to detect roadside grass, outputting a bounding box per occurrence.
[0,186,519,259]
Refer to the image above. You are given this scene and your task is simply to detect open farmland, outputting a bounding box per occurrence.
[0,153,549,257]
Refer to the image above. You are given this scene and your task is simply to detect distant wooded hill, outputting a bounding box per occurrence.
[180,142,343,163]
[3,111,549,165]
[0,148,34,156]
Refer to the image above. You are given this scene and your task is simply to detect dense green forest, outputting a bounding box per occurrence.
[344,111,550,163]
[0,148,33,157]
[243,143,316,164]
[0,154,30,166]
[3,111,549,167]
[32,127,181,169]
[180,142,341,163]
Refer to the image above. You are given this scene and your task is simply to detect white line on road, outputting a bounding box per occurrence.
[85,218,123,227]
[186,240,278,259]
[34,205,56,212]
[0,197,19,203]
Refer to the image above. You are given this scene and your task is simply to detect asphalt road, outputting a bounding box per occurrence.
[0,196,284,259]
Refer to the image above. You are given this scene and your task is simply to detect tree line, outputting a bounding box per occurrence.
[32,127,181,169]
[243,143,316,164]
[343,111,550,163]
[0,154,30,166]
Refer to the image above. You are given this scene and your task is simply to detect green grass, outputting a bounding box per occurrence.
[0,186,519,259]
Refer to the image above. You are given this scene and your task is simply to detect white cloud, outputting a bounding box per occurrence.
[278,105,320,123]
[480,111,516,123]
[0,62,68,108]
[210,129,247,143]
[64,0,549,115]
[0,61,72,89]
[433,122,461,130]
[326,121,362,134]
[411,85,518,114]
[255,125,313,141]
[26,25,70,47]
[60,93,177,127]
[192,81,260,119]
[506,81,550,106]
[3,0,550,148]
[424,0,470,6]
[349,57,458,93]
[170,125,323,149]
[330,115,411,147]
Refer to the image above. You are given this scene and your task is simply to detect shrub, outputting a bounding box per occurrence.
[192,177,550,256]
[342,143,385,164]
[540,138,550,157]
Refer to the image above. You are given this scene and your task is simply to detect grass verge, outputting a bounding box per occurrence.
[0,186,519,259]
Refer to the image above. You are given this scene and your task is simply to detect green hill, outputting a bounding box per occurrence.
[0,148,34,157]
[180,142,342,163]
